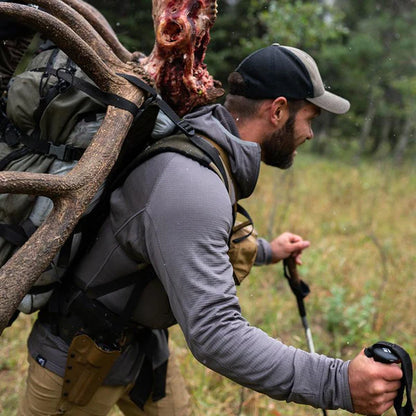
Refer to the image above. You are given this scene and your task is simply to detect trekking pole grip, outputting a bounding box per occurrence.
[365,341,414,416]
[284,256,300,285]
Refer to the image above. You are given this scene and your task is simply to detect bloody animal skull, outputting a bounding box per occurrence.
[139,0,224,116]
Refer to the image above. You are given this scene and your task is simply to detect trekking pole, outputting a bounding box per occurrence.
[283,256,316,353]
[283,256,328,416]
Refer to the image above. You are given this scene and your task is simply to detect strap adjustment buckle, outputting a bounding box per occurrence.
[176,120,195,137]
[48,143,84,162]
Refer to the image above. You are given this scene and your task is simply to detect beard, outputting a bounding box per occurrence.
[260,114,296,169]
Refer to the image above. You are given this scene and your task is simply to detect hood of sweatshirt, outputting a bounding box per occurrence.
[183,104,261,199]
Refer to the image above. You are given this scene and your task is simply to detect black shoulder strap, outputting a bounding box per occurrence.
[109,133,234,201]
[49,76,239,321]
[38,68,141,117]
[69,133,238,300]
[57,136,235,345]
[116,73,194,136]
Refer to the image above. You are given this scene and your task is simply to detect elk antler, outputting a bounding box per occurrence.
[0,2,143,333]
[19,0,130,68]
[0,0,221,333]
[60,0,132,62]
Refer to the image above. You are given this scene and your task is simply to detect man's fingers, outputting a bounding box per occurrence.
[383,391,399,402]
[385,380,402,393]
[382,364,403,382]
[290,240,310,251]
[349,349,404,415]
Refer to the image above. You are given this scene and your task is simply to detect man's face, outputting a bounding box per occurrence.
[261,102,320,169]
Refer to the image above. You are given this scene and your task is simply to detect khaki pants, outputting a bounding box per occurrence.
[18,351,190,416]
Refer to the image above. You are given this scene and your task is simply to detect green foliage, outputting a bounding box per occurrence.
[83,0,415,161]
[250,0,348,52]
[88,0,154,53]
[1,153,414,415]
[205,0,270,86]
[324,1,416,158]
[324,286,376,356]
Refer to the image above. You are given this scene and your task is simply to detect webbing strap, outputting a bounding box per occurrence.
[188,134,230,193]
[43,68,141,116]
[117,73,195,136]
[13,130,85,161]
[231,205,255,243]
[0,115,85,162]
[0,223,29,246]
[28,282,58,295]
[0,146,30,170]
[33,48,64,127]
[68,269,155,342]
[116,73,195,137]
[365,341,414,416]
[202,135,237,206]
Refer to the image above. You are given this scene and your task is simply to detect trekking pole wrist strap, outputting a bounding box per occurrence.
[365,341,414,416]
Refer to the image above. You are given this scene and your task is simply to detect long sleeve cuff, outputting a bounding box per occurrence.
[254,238,273,265]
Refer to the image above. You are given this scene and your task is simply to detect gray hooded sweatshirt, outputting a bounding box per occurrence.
[27,104,353,412]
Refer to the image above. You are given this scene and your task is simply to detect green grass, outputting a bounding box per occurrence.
[1,152,415,415]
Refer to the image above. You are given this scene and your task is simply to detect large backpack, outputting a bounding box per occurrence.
[0,35,235,320]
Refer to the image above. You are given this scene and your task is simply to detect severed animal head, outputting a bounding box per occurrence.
[138,0,224,116]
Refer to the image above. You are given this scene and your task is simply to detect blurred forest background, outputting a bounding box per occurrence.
[88,0,416,163]
[0,1,415,415]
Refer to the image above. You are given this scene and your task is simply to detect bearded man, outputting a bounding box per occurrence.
[20,44,402,416]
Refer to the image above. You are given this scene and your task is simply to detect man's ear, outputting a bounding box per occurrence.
[270,97,289,127]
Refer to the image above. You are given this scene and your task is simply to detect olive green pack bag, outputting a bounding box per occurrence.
[0,39,106,314]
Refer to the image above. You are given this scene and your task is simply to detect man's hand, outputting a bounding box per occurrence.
[349,349,403,415]
[269,232,310,264]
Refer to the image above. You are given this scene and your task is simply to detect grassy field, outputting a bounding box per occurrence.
[1,150,415,415]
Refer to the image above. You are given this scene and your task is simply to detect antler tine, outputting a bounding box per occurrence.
[0,114,128,197]
[61,0,132,62]
[0,171,74,197]
[0,94,143,198]
[0,2,148,202]
[20,0,128,69]
[0,3,122,91]
[0,106,140,333]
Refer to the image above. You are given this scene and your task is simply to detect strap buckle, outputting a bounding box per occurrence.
[48,143,84,162]
[48,143,68,160]
[176,120,195,137]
